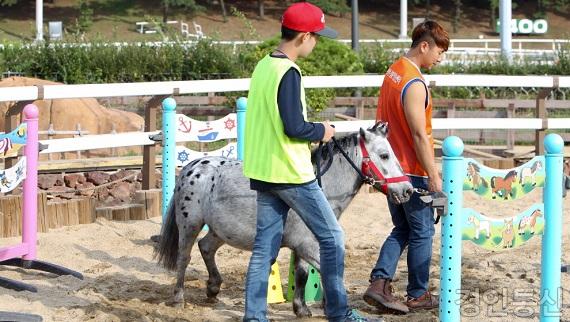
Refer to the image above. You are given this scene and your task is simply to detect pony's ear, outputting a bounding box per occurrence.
[359,127,368,142]
[372,121,389,136]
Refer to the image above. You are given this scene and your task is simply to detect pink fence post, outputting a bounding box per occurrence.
[22,104,39,260]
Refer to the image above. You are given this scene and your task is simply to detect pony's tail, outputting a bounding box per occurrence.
[155,198,179,271]
[490,177,496,188]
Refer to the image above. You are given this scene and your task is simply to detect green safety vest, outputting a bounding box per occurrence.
[243,55,315,184]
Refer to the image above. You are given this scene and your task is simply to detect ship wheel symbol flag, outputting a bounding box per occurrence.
[224,118,236,131]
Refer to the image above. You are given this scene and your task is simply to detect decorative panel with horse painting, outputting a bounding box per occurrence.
[464,156,545,200]
[461,204,544,250]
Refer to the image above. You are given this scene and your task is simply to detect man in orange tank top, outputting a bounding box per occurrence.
[363,21,449,314]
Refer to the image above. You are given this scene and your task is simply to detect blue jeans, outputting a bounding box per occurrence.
[370,176,435,298]
[243,180,348,322]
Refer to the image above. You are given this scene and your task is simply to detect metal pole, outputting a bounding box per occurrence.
[499,0,512,62]
[399,0,407,39]
[540,133,563,322]
[236,97,247,160]
[161,97,176,220]
[439,136,465,322]
[22,104,39,260]
[36,0,43,42]
[351,0,359,51]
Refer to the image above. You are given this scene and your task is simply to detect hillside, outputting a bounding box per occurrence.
[0,0,569,43]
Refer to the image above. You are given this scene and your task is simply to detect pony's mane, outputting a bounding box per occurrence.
[311,133,359,162]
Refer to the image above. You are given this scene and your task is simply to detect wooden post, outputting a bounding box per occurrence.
[135,189,162,219]
[75,123,82,159]
[37,193,48,233]
[110,124,117,157]
[142,95,168,190]
[447,102,456,137]
[535,89,549,156]
[47,123,54,161]
[506,103,515,150]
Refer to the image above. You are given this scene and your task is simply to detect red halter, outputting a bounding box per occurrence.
[359,137,410,194]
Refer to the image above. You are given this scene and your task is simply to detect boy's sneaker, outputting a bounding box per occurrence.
[343,309,384,322]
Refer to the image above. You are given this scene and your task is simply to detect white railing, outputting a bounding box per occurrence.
[1,38,568,58]
[1,75,568,101]
[1,75,568,155]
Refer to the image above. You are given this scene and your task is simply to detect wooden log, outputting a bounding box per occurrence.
[55,202,68,227]
[67,200,80,226]
[112,206,130,221]
[135,189,162,219]
[129,204,146,220]
[37,193,48,233]
[46,202,58,229]
[2,195,20,237]
[78,198,96,224]
[95,207,112,220]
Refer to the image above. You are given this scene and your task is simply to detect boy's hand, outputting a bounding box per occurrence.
[321,121,335,142]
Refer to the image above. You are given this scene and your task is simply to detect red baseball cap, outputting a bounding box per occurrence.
[281,1,338,39]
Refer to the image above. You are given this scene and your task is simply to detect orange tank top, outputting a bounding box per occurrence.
[375,57,433,177]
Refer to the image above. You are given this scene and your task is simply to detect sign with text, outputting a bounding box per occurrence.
[496,19,548,34]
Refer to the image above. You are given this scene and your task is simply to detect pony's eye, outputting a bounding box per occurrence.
[380,153,389,160]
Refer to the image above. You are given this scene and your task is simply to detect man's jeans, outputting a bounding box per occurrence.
[243,180,348,322]
[369,176,435,298]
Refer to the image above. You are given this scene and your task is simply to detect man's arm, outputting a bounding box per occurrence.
[403,81,442,192]
[278,68,335,142]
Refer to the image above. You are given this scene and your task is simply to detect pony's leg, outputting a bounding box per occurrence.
[174,221,203,307]
[198,230,225,299]
[293,256,312,318]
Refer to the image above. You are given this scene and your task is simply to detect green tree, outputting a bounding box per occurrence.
[310,0,350,14]
[161,0,202,23]
[0,0,18,6]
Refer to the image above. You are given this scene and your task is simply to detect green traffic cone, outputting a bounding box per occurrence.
[286,252,323,303]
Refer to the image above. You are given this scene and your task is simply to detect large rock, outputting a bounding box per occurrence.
[0,77,145,159]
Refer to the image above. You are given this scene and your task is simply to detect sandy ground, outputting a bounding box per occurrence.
[1,187,569,322]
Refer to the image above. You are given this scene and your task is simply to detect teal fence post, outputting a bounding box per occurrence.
[236,97,247,160]
[440,136,465,322]
[161,97,177,220]
[540,133,563,322]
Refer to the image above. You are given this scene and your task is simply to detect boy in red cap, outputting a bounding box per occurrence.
[242,1,382,322]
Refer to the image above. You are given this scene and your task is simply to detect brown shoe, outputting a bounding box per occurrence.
[363,278,409,314]
[405,291,439,311]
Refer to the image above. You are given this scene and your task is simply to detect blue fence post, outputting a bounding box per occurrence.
[161,97,177,220]
[440,136,465,322]
[236,97,247,161]
[540,133,563,322]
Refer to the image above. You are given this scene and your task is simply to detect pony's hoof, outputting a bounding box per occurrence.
[206,296,219,303]
[173,301,185,309]
[294,307,312,318]
[206,288,220,299]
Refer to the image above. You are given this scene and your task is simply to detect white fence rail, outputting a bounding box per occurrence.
[1,75,569,102]
[1,38,567,62]
[1,74,568,155]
